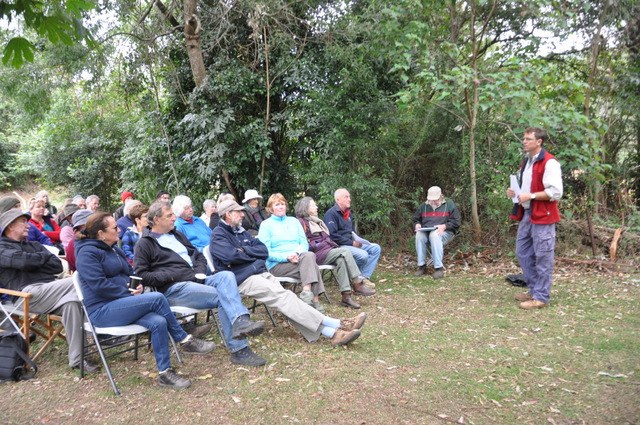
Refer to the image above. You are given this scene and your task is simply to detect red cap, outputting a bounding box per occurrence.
[121,191,134,202]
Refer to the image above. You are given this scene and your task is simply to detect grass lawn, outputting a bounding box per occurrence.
[4,263,639,424]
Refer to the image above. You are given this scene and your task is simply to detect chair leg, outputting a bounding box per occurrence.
[170,335,183,365]
[262,304,277,327]
[211,310,226,348]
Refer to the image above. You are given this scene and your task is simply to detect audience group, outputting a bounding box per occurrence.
[0,187,379,390]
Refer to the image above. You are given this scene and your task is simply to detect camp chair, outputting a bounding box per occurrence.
[71,273,180,396]
[0,287,65,360]
[203,245,276,327]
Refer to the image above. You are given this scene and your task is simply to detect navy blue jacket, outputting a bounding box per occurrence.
[323,204,354,246]
[75,238,133,314]
[209,221,269,284]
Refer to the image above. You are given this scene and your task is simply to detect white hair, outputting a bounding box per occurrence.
[123,199,142,216]
[172,195,192,218]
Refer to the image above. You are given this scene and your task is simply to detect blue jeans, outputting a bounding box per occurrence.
[162,271,249,353]
[415,230,455,269]
[345,243,381,279]
[89,292,188,372]
[515,210,555,304]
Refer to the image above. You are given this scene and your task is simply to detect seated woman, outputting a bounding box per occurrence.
[29,198,63,251]
[295,197,375,309]
[209,193,235,230]
[200,199,216,227]
[242,189,270,236]
[258,193,326,312]
[75,212,215,389]
[121,203,148,265]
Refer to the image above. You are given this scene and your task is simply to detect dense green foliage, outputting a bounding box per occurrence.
[1,0,638,243]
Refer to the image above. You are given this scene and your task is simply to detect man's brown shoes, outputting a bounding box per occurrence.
[519,300,548,310]
[339,312,367,332]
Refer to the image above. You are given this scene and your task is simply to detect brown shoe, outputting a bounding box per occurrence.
[361,277,376,288]
[514,292,533,302]
[330,328,361,346]
[340,296,361,309]
[353,282,376,297]
[414,266,427,276]
[340,312,367,331]
[519,300,548,310]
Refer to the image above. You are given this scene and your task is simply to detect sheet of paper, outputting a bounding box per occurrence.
[417,226,436,232]
[510,175,521,203]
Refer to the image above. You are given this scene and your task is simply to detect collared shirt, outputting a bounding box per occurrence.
[156,233,193,267]
[521,152,563,209]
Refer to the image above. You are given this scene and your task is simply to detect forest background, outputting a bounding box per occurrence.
[1,0,639,259]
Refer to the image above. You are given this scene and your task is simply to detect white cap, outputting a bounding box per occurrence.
[242,189,263,204]
[427,186,442,201]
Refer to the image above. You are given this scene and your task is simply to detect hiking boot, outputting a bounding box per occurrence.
[340,312,367,332]
[230,347,267,367]
[231,315,265,340]
[519,299,549,310]
[72,358,101,373]
[432,268,445,279]
[414,265,427,276]
[361,278,376,288]
[299,290,314,305]
[158,368,191,389]
[186,322,215,338]
[514,292,533,302]
[180,335,216,354]
[330,328,361,346]
[340,296,361,309]
[353,282,376,297]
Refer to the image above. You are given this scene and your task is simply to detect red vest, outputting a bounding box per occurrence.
[509,149,561,224]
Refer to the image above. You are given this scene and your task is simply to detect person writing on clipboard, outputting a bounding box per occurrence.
[412,186,461,279]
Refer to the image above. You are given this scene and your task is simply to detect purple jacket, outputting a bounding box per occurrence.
[297,217,337,265]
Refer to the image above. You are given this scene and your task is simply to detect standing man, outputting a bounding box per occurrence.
[412,186,461,278]
[0,209,98,372]
[323,188,381,288]
[506,127,563,310]
[134,201,266,366]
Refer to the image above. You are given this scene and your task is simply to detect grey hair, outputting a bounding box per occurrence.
[203,199,215,210]
[334,188,348,202]
[216,193,235,207]
[294,197,314,218]
[172,195,192,218]
[148,201,172,224]
[123,199,142,216]
[86,194,99,203]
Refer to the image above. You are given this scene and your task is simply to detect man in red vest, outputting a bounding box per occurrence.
[506,127,563,309]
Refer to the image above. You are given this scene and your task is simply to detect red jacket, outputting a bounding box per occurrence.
[29,217,62,243]
[510,149,561,224]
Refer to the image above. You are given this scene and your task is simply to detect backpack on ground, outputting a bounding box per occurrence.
[0,331,37,381]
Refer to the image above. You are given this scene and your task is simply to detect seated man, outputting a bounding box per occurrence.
[173,195,211,252]
[209,199,366,346]
[0,209,98,372]
[134,201,266,366]
[323,188,381,287]
[412,186,461,278]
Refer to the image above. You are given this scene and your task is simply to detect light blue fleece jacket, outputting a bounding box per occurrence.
[257,215,309,270]
[174,216,211,252]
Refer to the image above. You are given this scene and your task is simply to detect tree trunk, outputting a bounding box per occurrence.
[467,2,482,242]
[183,0,206,87]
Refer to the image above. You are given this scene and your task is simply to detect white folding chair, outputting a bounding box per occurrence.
[203,245,276,327]
[71,273,180,396]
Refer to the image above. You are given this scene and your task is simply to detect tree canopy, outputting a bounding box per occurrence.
[1,0,638,240]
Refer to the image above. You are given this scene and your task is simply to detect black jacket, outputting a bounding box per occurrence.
[209,221,269,284]
[133,227,207,292]
[0,236,62,292]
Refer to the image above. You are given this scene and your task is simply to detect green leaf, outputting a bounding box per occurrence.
[2,37,36,68]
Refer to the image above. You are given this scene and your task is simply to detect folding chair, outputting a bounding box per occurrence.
[203,245,276,327]
[71,273,180,396]
[169,305,225,348]
[0,287,65,360]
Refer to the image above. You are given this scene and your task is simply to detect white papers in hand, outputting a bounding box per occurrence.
[510,175,521,204]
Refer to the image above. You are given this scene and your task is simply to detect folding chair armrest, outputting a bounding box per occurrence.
[0,288,33,299]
